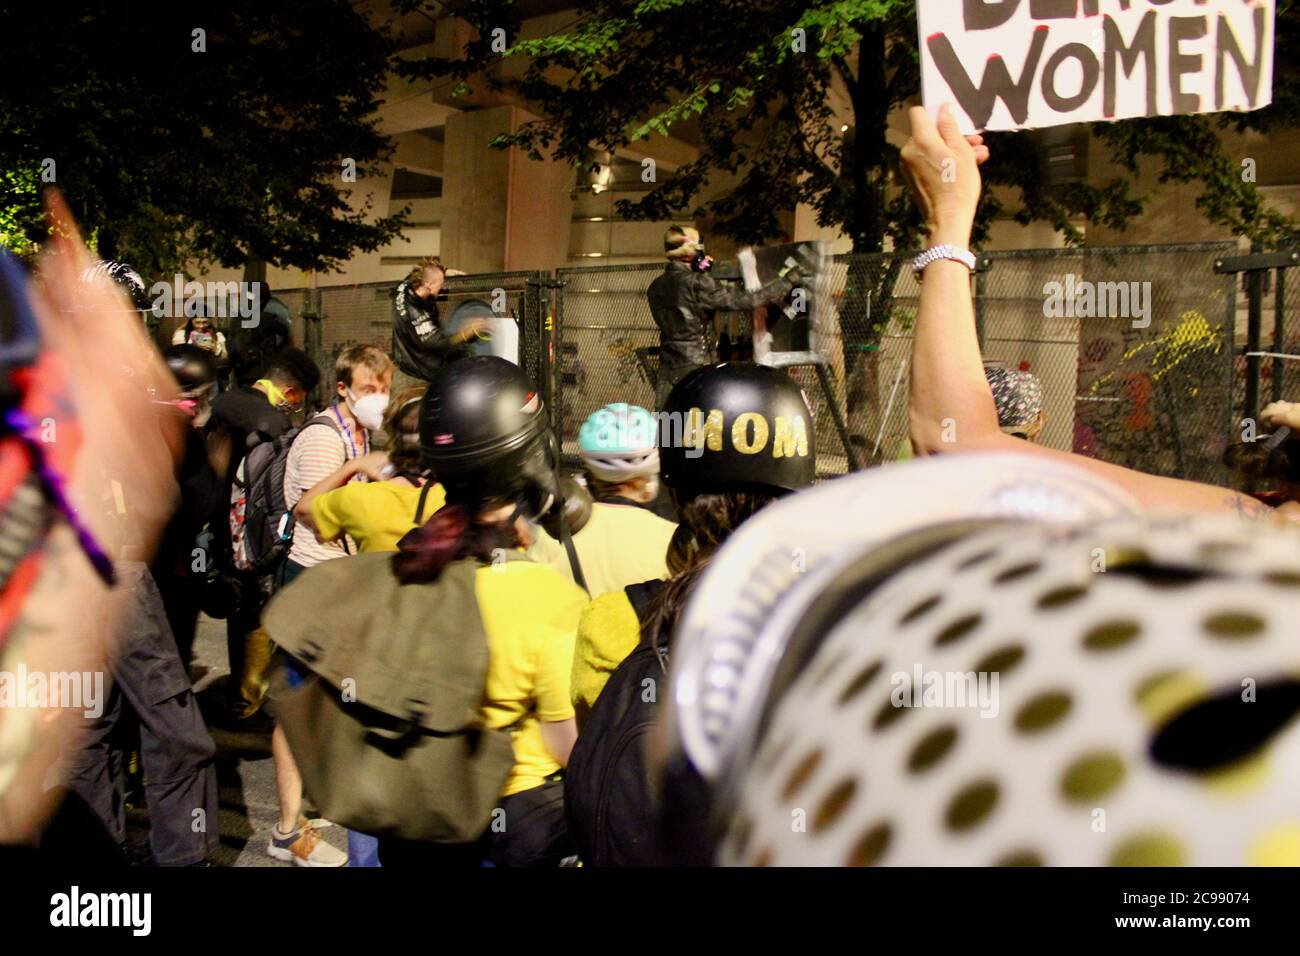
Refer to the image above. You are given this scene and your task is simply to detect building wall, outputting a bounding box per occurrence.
[185,11,1299,294]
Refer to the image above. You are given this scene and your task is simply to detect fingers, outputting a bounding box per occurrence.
[938,103,974,158]
[1260,401,1300,432]
[906,106,945,152]
[32,192,182,546]
[1269,500,1300,527]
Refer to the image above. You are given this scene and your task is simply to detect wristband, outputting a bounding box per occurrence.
[912,244,977,276]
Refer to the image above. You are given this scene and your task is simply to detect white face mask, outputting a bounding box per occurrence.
[347,389,389,431]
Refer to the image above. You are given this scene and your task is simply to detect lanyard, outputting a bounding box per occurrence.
[330,402,368,460]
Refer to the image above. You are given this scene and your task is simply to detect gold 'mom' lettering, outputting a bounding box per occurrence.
[772,415,809,459]
[684,407,725,451]
[732,412,770,455]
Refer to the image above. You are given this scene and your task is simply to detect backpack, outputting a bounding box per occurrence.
[263,552,524,842]
[564,579,667,866]
[229,415,341,574]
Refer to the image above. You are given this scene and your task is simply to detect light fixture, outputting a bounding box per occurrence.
[587,162,614,195]
[840,124,849,132]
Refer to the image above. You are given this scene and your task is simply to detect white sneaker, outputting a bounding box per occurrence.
[267,821,348,867]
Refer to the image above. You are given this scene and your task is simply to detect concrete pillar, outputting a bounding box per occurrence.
[440,105,574,273]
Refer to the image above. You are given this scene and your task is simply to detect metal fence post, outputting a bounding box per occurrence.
[523,272,548,396]
[1273,258,1293,404]
[302,287,325,406]
[1224,263,1238,462]
[974,254,992,349]
[1245,269,1263,418]
[552,275,566,439]
[1214,251,1297,419]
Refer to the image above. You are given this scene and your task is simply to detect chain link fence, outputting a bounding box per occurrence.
[1275,265,1300,419]
[982,244,1236,488]
[252,241,1262,487]
[264,273,547,405]
[549,243,1239,484]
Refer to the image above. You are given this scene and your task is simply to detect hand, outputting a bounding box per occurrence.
[780,260,811,287]
[0,193,184,842]
[1272,500,1300,526]
[353,451,392,481]
[1260,400,1300,432]
[452,317,491,344]
[900,103,990,247]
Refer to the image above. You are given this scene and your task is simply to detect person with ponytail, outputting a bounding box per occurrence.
[563,363,816,866]
[379,357,586,866]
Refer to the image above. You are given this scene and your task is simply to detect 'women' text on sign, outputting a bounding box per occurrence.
[918,0,1274,132]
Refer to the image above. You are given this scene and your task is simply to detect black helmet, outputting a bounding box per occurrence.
[163,344,218,396]
[419,356,559,518]
[80,260,152,313]
[660,363,816,496]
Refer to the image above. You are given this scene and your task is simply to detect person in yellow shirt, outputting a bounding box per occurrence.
[531,403,676,598]
[292,387,446,553]
[376,357,585,867]
[569,366,817,729]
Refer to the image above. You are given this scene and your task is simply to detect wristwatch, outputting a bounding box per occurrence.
[912,244,977,276]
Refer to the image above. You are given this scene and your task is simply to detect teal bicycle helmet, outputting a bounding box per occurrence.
[578,403,659,483]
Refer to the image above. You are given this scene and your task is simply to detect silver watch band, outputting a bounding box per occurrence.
[912,244,976,275]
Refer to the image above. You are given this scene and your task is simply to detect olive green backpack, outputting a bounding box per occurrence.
[263,552,518,843]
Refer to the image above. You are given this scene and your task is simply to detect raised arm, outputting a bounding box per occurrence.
[692,271,793,314]
[903,104,1260,517]
[293,450,389,536]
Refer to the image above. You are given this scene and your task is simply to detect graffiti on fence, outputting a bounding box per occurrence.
[1076,310,1227,481]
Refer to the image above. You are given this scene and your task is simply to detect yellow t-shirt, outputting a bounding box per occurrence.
[530,501,676,599]
[310,481,446,554]
[476,561,587,796]
[571,589,644,729]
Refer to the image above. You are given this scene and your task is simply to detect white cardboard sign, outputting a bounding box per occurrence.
[918,0,1274,132]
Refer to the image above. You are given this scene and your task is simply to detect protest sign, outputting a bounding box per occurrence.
[918,0,1274,132]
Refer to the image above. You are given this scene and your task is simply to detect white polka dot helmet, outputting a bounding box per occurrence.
[715,512,1300,866]
[651,452,1142,861]
[658,453,1140,782]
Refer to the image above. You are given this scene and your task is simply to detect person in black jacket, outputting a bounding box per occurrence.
[390,257,489,381]
[645,226,801,409]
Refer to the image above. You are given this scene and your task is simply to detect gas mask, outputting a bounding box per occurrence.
[690,249,713,273]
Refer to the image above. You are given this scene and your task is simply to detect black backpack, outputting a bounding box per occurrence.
[564,579,667,867]
[229,415,342,574]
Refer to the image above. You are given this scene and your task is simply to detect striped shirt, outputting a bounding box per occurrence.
[284,409,367,567]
